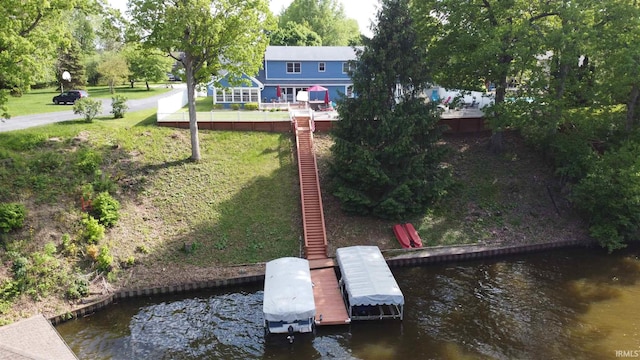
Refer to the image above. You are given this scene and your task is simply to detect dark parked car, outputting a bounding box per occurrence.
[167,73,182,81]
[52,90,89,105]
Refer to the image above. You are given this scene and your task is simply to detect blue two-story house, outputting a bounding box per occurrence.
[257,46,358,104]
[207,46,358,107]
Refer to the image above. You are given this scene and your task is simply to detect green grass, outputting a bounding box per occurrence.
[5,85,172,117]
[0,109,300,320]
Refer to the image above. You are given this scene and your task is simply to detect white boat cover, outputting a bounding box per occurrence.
[336,246,404,306]
[263,257,316,322]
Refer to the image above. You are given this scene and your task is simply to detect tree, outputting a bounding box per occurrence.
[97,52,130,93]
[125,45,174,90]
[413,0,559,152]
[270,21,322,46]
[129,0,275,161]
[57,41,88,90]
[0,0,81,118]
[592,0,640,132]
[330,0,452,219]
[278,0,361,46]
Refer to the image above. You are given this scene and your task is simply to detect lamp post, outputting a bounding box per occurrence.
[61,71,71,93]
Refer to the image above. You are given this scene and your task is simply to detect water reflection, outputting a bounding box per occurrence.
[57,246,640,359]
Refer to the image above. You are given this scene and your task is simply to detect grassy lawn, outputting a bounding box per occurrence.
[0,109,300,322]
[5,85,173,117]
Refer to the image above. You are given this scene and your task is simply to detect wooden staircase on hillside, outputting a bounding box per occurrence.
[295,116,328,260]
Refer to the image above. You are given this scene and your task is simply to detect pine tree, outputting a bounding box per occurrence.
[57,41,87,90]
[329,0,452,219]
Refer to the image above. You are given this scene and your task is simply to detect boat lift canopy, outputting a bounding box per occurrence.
[263,257,316,323]
[336,246,404,320]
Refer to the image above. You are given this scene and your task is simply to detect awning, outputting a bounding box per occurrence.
[336,246,404,307]
[263,257,316,322]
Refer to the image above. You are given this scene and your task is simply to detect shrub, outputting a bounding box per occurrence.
[572,140,640,252]
[73,98,102,123]
[86,244,99,260]
[11,256,29,281]
[81,214,105,244]
[76,148,102,174]
[91,192,120,227]
[230,103,241,110]
[96,245,113,272]
[213,103,224,110]
[111,95,128,119]
[0,203,27,233]
[66,277,89,300]
[61,233,79,257]
[244,102,259,111]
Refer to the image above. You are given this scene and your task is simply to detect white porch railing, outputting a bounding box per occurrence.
[156,111,291,122]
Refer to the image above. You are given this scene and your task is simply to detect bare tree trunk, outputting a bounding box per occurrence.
[184,54,201,161]
[145,81,150,91]
[626,83,639,132]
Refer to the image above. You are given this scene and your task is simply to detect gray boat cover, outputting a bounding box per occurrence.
[263,257,316,322]
[336,246,404,306]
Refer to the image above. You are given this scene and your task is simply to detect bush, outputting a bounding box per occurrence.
[91,192,120,227]
[81,214,105,244]
[230,103,241,110]
[76,148,103,175]
[0,203,27,233]
[86,244,99,260]
[61,233,79,257]
[111,95,128,119]
[213,103,224,110]
[73,98,102,123]
[244,102,259,111]
[572,140,640,252]
[66,277,89,300]
[96,245,113,272]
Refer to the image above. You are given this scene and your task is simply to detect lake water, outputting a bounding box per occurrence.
[57,245,640,359]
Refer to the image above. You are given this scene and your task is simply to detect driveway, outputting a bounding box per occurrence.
[0,84,186,133]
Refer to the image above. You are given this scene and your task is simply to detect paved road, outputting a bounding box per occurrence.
[0,85,186,133]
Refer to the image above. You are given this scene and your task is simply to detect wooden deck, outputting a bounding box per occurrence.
[294,115,350,327]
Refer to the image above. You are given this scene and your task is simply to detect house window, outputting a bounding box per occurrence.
[318,62,325,72]
[215,88,260,103]
[346,86,353,98]
[342,62,356,74]
[287,62,301,74]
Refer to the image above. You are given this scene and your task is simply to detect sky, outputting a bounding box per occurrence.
[108,0,378,38]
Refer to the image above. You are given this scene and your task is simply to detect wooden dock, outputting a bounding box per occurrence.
[294,115,350,327]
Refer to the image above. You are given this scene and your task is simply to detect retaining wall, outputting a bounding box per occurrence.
[49,239,592,326]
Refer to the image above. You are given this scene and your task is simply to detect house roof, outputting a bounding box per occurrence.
[0,315,78,360]
[265,46,360,61]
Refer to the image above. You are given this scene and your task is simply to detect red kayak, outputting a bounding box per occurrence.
[404,223,423,248]
[393,224,411,249]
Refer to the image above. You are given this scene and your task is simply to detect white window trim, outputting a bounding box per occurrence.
[318,62,325,72]
[215,88,260,103]
[287,62,301,74]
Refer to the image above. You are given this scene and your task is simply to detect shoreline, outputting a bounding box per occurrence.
[49,238,594,326]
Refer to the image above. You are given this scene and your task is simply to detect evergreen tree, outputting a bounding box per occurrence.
[57,41,87,90]
[329,0,452,219]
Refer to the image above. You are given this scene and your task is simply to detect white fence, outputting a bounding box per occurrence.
[156,111,292,123]
[157,89,188,120]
